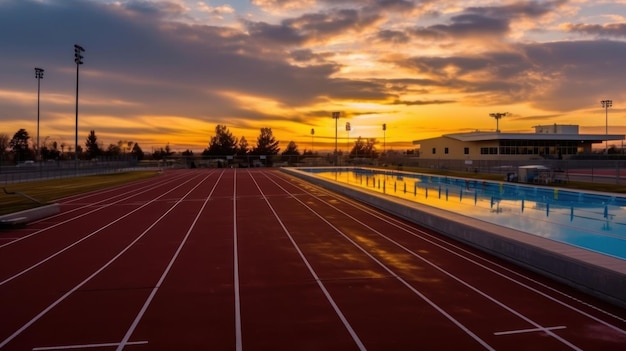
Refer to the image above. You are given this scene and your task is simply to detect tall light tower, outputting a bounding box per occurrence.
[601,100,612,154]
[382,123,387,154]
[345,122,351,155]
[35,67,44,162]
[489,112,508,133]
[74,44,85,172]
[332,111,340,165]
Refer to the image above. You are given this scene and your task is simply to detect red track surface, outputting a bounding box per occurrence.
[1,169,625,350]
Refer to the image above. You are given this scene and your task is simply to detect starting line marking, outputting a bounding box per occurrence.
[494,326,566,336]
[32,341,148,350]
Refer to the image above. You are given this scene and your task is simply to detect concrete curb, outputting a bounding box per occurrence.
[0,204,60,226]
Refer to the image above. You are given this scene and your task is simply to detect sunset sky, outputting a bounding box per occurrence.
[1,0,625,154]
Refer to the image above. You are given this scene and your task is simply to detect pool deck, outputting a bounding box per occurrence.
[283,167,626,309]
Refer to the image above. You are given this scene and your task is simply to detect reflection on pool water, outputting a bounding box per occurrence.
[302,167,626,261]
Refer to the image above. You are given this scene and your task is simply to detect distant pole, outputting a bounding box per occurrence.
[35,67,44,162]
[382,123,387,154]
[310,128,315,153]
[345,122,351,155]
[332,112,340,165]
[601,100,612,154]
[74,44,85,173]
[489,112,508,133]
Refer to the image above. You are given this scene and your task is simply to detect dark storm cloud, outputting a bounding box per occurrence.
[565,23,626,38]
[391,39,626,111]
[0,0,391,126]
[244,8,382,46]
[410,0,565,40]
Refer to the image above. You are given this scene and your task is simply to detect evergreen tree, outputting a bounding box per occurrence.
[281,141,300,164]
[131,143,145,160]
[237,136,249,156]
[252,128,280,155]
[204,125,237,156]
[85,130,101,159]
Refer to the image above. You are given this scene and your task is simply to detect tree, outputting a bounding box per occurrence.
[281,141,300,164]
[131,143,145,160]
[252,128,280,155]
[237,136,249,156]
[0,133,9,163]
[9,129,34,163]
[105,143,121,156]
[203,125,237,156]
[350,137,378,159]
[85,130,101,159]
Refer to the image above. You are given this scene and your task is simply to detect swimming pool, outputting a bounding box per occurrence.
[301,167,626,261]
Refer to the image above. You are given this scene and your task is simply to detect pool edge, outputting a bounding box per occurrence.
[281,167,626,309]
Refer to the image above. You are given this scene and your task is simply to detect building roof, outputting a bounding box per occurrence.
[412,131,625,144]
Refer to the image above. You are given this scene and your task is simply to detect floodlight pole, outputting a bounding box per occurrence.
[489,112,508,133]
[345,122,351,155]
[35,68,44,162]
[332,112,340,165]
[601,100,612,155]
[310,128,315,153]
[74,44,85,174]
[382,123,387,155]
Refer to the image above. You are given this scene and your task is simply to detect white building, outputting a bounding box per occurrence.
[412,124,624,160]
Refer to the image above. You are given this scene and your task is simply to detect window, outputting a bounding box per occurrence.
[432,148,436,154]
[464,147,469,155]
[444,147,449,154]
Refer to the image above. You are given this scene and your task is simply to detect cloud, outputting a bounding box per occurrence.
[564,22,626,38]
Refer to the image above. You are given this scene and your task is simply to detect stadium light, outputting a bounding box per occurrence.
[489,112,508,133]
[601,100,612,154]
[35,67,44,162]
[74,44,85,172]
[332,112,340,165]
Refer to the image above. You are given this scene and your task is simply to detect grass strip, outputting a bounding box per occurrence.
[1,171,158,215]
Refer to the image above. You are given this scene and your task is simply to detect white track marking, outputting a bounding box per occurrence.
[33,341,147,350]
[234,170,242,351]
[280,173,626,334]
[0,171,197,250]
[494,326,566,336]
[116,172,223,351]
[272,182,584,350]
[247,171,367,351]
[0,172,213,349]
[0,173,206,287]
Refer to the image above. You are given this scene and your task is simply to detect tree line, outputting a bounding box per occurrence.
[1,124,382,165]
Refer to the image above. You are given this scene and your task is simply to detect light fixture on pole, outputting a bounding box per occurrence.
[382,123,387,154]
[345,122,351,155]
[74,44,85,172]
[489,112,508,133]
[332,111,340,165]
[35,67,44,162]
[310,128,315,153]
[601,100,612,154]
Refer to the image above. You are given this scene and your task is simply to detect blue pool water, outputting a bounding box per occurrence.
[302,167,626,261]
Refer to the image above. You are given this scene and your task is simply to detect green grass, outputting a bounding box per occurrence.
[1,171,159,216]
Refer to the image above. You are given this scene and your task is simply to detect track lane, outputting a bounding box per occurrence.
[265,170,626,350]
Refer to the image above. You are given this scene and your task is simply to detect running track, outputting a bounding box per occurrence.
[1,169,625,350]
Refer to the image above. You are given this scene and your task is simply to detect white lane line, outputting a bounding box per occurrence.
[271,175,586,351]
[0,173,205,287]
[116,172,223,351]
[263,173,497,350]
[494,326,566,336]
[303,178,626,334]
[33,341,148,350]
[0,171,197,250]
[234,169,243,351]
[0,173,211,349]
[248,171,367,351]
